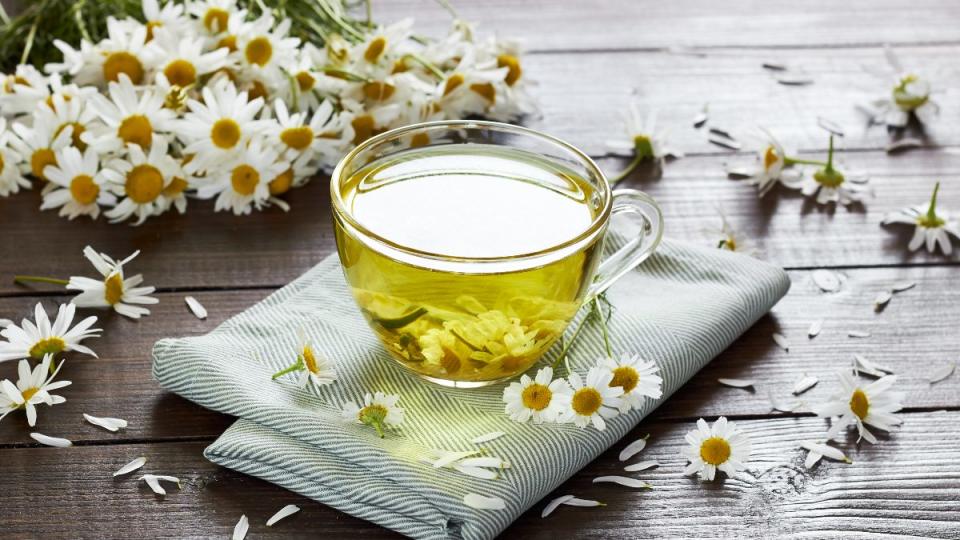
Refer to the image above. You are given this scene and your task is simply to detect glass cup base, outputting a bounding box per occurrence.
[416,372,514,388]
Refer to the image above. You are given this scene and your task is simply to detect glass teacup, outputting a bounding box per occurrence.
[331,121,663,387]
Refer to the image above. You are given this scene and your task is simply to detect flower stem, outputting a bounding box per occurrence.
[609,153,644,185]
[926,181,941,223]
[271,359,304,380]
[783,156,828,167]
[402,53,445,80]
[593,297,612,358]
[13,275,69,286]
[824,135,835,173]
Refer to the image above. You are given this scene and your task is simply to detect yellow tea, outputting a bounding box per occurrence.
[334,144,605,385]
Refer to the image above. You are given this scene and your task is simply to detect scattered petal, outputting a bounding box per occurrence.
[708,127,735,139]
[463,493,506,510]
[772,332,790,352]
[30,432,72,447]
[808,319,823,338]
[816,117,845,137]
[113,456,147,477]
[848,330,871,338]
[718,378,755,389]
[564,497,605,508]
[431,450,479,468]
[800,440,851,468]
[891,281,916,293]
[874,290,893,311]
[592,476,653,489]
[83,413,128,432]
[266,504,301,526]
[184,296,208,320]
[233,514,249,540]
[618,435,649,461]
[541,495,575,518]
[812,269,842,292]
[885,137,924,153]
[769,392,802,412]
[140,474,181,496]
[854,355,893,378]
[693,112,708,128]
[928,363,955,384]
[623,460,659,472]
[792,375,819,395]
[471,431,506,444]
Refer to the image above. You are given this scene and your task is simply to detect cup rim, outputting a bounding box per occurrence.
[329,120,612,264]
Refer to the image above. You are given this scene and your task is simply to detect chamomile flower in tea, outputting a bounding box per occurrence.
[0,303,100,363]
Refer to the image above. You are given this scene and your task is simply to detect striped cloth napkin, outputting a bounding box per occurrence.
[152,239,789,540]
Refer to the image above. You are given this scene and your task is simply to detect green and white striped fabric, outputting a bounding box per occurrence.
[152,239,789,540]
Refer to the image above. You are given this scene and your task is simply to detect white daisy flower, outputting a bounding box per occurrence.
[882,182,959,255]
[606,101,682,184]
[712,208,758,256]
[563,367,624,430]
[502,366,573,424]
[730,128,804,197]
[342,101,400,146]
[188,0,240,36]
[341,391,404,438]
[280,51,326,112]
[142,0,189,41]
[9,107,75,182]
[67,246,159,319]
[599,354,663,413]
[48,17,157,87]
[799,136,871,205]
[151,27,231,88]
[811,371,903,444]
[266,99,347,164]
[0,303,100,363]
[178,79,269,172]
[682,417,752,481]
[0,63,48,98]
[196,136,287,215]
[234,15,300,87]
[351,19,416,72]
[0,66,83,116]
[102,137,180,224]
[40,146,116,220]
[271,328,337,389]
[863,45,939,128]
[0,354,71,426]
[432,50,508,118]
[86,73,175,153]
[267,151,317,197]
[46,92,101,153]
[0,118,30,196]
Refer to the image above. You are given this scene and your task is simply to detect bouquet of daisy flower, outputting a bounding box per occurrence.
[0,0,535,222]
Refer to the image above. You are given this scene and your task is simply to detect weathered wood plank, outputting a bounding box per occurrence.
[1,265,956,443]
[376,0,960,51]
[3,412,958,538]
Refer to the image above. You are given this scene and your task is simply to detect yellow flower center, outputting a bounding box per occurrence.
[104,272,124,305]
[443,73,464,96]
[248,80,268,102]
[699,436,731,466]
[30,148,57,180]
[217,34,238,52]
[295,71,315,91]
[280,126,314,150]
[302,346,319,374]
[70,174,99,205]
[231,164,260,196]
[244,37,273,67]
[29,337,65,359]
[364,36,386,63]
[351,114,376,145]
[850,389,869,420]
[763,145,779,171]
[145,21,162,42]
[610,366,639,393]
[359,403,388,423]
[21,387,39,401]
[269,168,294,195]
[469,82,496,104]
[54,122,86,151]
[410,132,430,148]
[497,54,522,86]
[520,383,552,411]
[118,114,153,147]
[125,164,164,203]
[162,176,188,197]
[103,51,144,84]
[163,59,198,87]
[362,81,395,101]
[391,58,409,74]
[210,118,241,149]
[571,387,603,416]
[0,151,4,173]
[203,8,229,33]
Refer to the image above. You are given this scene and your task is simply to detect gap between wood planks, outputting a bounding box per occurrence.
[523,40,960,56]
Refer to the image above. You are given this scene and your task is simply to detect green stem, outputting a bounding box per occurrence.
[271,358,304,380]
[552,309,589,369]
[926,181,941,223]
[593,298,612,358]
[13,275,69,286]
[824,135,835,173]
[403,52,445,80]
[783,156,828,167]
[364,0,373,29]
[434,0,460,19]
[321,66,371,83]
[608,153,644,185]
[20,17,38,65]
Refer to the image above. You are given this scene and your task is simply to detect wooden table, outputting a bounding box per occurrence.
[2,1,959,537]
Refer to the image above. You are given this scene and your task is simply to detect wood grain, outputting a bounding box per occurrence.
[3,412,957,538]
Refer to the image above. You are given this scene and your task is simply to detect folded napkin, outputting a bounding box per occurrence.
[152,239,789,540]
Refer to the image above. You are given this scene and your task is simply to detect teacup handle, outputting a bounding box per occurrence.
[586,189,664,300]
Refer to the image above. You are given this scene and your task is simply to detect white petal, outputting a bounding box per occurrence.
[772,332,790,352]
[184,296,208,319]
[453,465,499,480]
[623,460,659,472]
[541,495,575,518]
[848,330,871,338]
[718,378,755,389]
[885,137,924,153]
[30,432,72,447]
[592,476,652,489]
[808,319,823,338]
[113,457,147,477]
[928,363,955,384]
[800,441,850,463]
[812,269,842,292]
[854,355,893,377]
[266,504,300,526]
[463,493,506,510]
[83,413,128,432]
[140,474,180,496]
[432,449,478,468]
[564,497,605,508]
[874,290,893,311]
[233,514,249,540]
[618,435,648,461]
[891,282,916,292]
[792,375,819,395]
[769,392,802,412]
[471,431,505,444]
